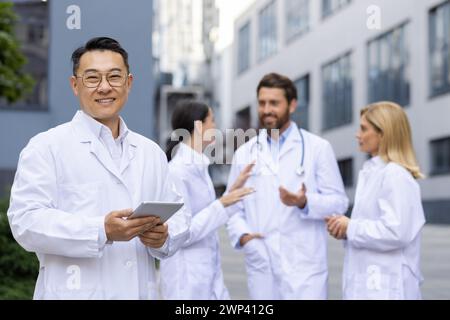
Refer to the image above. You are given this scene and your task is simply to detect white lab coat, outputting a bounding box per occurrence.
[343,156,425,300]
[226,123,349,299]
[7,111,190,300]
[160,143,234,299]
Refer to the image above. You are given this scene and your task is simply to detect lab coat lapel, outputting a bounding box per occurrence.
[89,139,125,183]
[352,158,386,217]
[279,124,302,161]
[257,130,278,176]
[120,136,137,175]
[71,112,127,186]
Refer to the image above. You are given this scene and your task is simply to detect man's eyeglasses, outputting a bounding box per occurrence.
[76,71,129,88]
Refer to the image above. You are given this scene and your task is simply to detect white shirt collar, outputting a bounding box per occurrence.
[79,110,129,142]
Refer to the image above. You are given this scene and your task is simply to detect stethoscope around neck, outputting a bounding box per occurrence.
[250,128,306,177]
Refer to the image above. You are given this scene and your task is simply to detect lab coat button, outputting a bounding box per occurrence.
[125,260,133,268]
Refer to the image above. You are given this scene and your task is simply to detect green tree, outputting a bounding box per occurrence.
[0,2,34,104]
[0,190,39,299]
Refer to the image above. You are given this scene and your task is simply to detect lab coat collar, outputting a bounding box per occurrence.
[71,110,137,184]
[278,122,303,159]
[75,110,130,144]
[363,155,387,171]
[176,142,211,168]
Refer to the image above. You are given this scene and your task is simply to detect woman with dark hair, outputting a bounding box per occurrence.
[160,101,254,300]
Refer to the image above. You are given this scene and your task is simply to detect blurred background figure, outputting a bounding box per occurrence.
[160,100,254,299]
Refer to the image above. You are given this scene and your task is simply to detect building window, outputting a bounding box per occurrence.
[0,1,49,110]
[429,1,450,97]
[338,158,353,187]
[238,22,251,74]
[322,0,351,18]
[431,137,450,175]
[285,0,309,42]
[368,23,410,107]
[292,74,310,130]
[322,52,353,130]
[258,0,277,61]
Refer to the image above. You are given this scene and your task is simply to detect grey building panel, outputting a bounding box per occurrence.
[0,111,51,168]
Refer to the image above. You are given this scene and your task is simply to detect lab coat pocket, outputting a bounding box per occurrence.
[182,247,214,299]
[351,268,401,300]
[243,239,270,272]
[41,258,104,300]
[58,182,102,217]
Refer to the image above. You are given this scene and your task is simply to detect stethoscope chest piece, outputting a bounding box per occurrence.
[296,166,305,176]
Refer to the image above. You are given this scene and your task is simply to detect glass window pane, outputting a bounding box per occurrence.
[322,53,352,130]
[286,0,309,41]
[293,75,310,130]
[429,1,450,96]
[238,22,251,74]
[259,1,277,61]
[368,23,410,106]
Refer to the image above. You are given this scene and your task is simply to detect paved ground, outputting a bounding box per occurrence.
[219,225,450,300]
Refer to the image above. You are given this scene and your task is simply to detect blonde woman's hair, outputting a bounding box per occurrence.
[361,101,424,179]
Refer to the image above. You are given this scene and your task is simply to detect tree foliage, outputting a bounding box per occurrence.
[0,191,38,299]
[0,2,34,104]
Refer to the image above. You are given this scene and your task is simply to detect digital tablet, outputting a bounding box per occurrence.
[129,201,184,222]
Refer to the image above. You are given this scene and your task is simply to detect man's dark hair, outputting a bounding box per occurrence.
[257,73,298,104]
[71,37,130,75]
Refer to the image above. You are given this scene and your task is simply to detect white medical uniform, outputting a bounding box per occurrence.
[343,156,425,300]
[7,111,190,299]
[227,122,349,299]
[160,143,236,299]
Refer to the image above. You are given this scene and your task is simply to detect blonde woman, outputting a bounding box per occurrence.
[326,101,425,300]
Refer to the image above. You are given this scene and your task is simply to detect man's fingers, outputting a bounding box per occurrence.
[143,224,168,234]
[279,187,290,199]
[139,231,166,241]
[127,216,160,228]
[139,225,168,244]
[113,209,133,218]
[127,222,158,238]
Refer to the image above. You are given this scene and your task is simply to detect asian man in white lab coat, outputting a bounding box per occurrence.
[226,73,349,300]
[7,37,190,299]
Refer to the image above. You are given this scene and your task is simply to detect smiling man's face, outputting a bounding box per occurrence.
[70,50,133,127]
